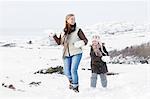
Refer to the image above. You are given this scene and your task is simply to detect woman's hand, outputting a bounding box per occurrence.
[49,32,56,37]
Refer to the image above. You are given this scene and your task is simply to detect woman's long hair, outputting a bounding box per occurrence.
[64,14,76,35]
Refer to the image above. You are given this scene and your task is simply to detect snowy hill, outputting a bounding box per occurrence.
[83,22,150,51]
[84,22,150,35]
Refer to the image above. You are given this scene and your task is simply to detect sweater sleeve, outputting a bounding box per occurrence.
[90,46,96,58]
[103,46,109,56]
[90,46,93,57]
[53,35,61,45]
[77,29,88,45]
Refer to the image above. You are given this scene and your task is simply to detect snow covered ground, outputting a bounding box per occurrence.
[0,46,150,99]
[0,22,150,99]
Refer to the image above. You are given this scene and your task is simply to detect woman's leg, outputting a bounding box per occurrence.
[90,73,98,88]
[71,53,82,88]
[100,73,107,88]
[63,57,72,81]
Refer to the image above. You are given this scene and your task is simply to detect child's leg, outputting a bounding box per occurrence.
[100,73,107,88]
[90,73,98,88]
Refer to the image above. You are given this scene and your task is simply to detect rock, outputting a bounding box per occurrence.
[2,83,16,90]
[34,66,64,74]
[1,43,16,47]
[106,72,119,76]
[140,60,148,64]
[29,81,41,87]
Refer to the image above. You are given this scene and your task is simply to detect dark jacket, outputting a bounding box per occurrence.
[90,45,109,74]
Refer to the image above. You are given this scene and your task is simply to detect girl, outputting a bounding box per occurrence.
[90,34,109,88]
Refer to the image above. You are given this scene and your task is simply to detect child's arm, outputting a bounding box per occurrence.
[90,46,93,57]
[103,46,109,56]
[90,46,96,59]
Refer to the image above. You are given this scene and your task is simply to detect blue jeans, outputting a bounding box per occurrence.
[63,53,82,88]
[90,73,107,88]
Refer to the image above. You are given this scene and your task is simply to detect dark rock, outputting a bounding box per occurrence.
[140,60,148,64]
[34,66,64,74]
[106,72,119,76]
[2,43,16,47]
[81,68,85,70]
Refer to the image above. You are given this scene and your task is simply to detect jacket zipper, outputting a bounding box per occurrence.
[67,43,71,56]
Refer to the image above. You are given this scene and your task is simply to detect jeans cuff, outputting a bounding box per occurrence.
[71,83,79,88]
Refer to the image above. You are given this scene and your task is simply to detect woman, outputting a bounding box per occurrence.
[49,14,88,92]
[90,34,109,88]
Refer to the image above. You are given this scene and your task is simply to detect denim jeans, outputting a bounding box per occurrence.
[90,73,107,88]
[63,53,82,88]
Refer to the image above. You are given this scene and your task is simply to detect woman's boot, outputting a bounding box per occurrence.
[69,80,73,89]
[73,86,79,93]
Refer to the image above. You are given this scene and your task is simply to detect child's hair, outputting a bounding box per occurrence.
[91,34,102,45]
[91,34,107,55]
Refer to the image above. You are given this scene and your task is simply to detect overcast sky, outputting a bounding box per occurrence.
[0,0,149,35]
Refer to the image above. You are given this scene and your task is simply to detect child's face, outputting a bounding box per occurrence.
[92,35,100,45]
[92,40,98,45]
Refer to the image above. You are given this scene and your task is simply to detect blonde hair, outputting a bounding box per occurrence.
[91,34,107,55]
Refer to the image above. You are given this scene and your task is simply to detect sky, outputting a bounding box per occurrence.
[0,0,149,35]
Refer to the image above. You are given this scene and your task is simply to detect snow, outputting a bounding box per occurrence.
[0,22,150,99]
[0,46,150,99]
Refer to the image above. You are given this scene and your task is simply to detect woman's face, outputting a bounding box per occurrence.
[67,16,75,25]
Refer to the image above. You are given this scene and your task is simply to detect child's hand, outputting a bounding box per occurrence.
[102,56,110,63]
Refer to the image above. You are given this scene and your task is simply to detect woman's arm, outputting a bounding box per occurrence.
[77,29,88,45]
[53,35,61,45]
